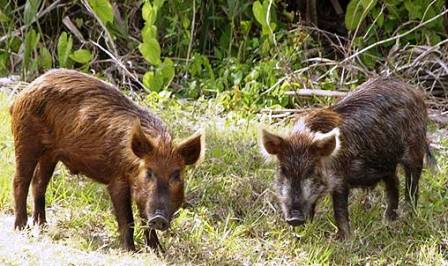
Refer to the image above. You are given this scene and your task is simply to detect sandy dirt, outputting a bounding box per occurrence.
[0,214,164,266]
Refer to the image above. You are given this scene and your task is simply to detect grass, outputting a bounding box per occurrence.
[0,90,448,265]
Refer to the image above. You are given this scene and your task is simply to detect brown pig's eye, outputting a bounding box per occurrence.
[146,170,156,180]
[170,170,181,181]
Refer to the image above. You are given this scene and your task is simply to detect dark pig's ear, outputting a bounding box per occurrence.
[313,128,341,157]
[260,128,285,156]
[130,119,155,158]
[176,130,205,165]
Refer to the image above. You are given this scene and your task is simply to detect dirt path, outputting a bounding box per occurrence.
[0,214,163,266]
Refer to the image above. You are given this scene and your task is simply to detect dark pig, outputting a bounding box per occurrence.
[260,77,434,239]
[10,69,205,251]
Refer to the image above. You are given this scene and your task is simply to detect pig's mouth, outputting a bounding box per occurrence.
[285,212,307,226]
[285,207,315,226]
[147,211,171,231]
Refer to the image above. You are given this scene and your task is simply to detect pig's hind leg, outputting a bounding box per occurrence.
[383,173,399,221]
[31,155,57,225]
[402,146,424,208]
[12,121,45,229]
[403,162,423,207]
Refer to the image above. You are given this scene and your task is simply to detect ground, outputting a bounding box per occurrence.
[0,83,447,265]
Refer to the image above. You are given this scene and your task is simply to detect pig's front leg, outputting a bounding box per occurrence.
[144,228,164,252]
[332,187,350,240]
[108,180,135,251]
[138,208,164,251]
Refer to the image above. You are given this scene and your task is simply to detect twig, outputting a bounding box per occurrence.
[81,0,118,56]
[316,8,448,83]
[89,41,145,89]
[0,0,62,43]
[62,16,85,42]
[286,89,347,97]
[266,0,277,47]
[342,9,448,66]
[80,1,145,89]
[261,108,303,113]
[184,0,196,76]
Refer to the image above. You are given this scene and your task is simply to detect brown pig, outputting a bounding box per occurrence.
[260,77,435,239]
[10,69,205,251]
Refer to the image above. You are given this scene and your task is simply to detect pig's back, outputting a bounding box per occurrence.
[14,69,167,135]
[331,78,427,169]
[11,69,170,180]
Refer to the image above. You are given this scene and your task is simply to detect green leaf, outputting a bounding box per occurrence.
[139,38,161,66]
[142,0,165,24]
[404,0,421,19]
[23,29,40,72]
[0,9,10,22]
[142,24,157,41]
[361,0,377,9]
[0,52,8,73]
[70,49,93,64]
[252,1,266,26]
[345,0,377,31]
[143,71,163,92]
[142,2,156,25]
[160,58,175,88]
[88,0,114,25]
[153,0,165,10]
[57,32,73,67]
[241,20,252,34]
[23,0,42,25]
[39,47,52,69]
[371,7,384,27]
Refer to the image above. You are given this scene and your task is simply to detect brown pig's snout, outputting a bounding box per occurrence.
[148,210,170,231]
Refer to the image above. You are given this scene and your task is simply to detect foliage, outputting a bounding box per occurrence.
[139,0,175,92]
[0,0,446,111]
[345,0,446,67]
[57,32,73,68]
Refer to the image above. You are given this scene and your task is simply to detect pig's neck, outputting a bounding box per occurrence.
[321,157,344,193]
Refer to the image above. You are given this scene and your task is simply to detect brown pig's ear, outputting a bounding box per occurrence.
[176,130,205,165]
[260,128,285,156]
[130,120,155,158]
[313,127,341,157]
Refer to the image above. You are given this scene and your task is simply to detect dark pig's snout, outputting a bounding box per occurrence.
[148,210,170,231]
[286,210,306,226]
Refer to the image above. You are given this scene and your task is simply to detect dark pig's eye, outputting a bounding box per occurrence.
[170,170,181,181]
[146,169,156,180]
[279,165,287,176]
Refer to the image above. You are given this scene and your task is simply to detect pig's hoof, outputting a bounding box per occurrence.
[361,197,372,210]
[32,214,47,226]
[385,209,398,221]
[124,244,136,252]
[332,230,350,241]
[14,218,28,230]
[148,241,165,253]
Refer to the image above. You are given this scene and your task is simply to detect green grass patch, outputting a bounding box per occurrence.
[1,92,447,264]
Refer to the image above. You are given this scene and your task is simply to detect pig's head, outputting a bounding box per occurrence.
[130,120,205,231]
[260,126,341,226]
